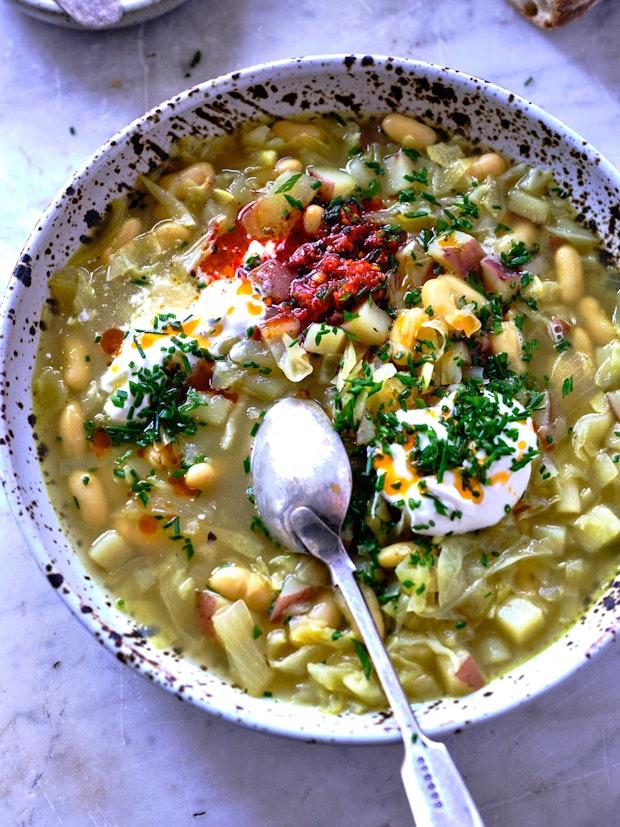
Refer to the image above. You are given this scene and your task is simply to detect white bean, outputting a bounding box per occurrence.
[145,443,178,469]
[153,222,192,251]
[578,296,616,345]
[271,120,323,141]
[68,470,108,528]
[274,157,303,174]
[303,204,324,235]
[209,564,272,612]
[381,113,437,149]
[63,333,90,392]
[103,217,142,263]
[555,244,584,304]
[468,152,507,180]
[308,591,342,627]
[160,161,215,197]
[508,219,539,248]
[184,461,215,491]
[59,400,87,458]
[378,542,415,568]
[490,320,526,374]
[571,326,593,356]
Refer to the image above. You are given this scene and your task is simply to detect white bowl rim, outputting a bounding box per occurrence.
[2,53,619,745]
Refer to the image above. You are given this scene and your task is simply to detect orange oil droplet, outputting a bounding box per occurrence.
[454,471,484,504]
[182,318,200,336]
[438,234,455,248]
[374,448,418,495]
[490,470,511,486]
[138,515,160,535]
[236,279,253,296]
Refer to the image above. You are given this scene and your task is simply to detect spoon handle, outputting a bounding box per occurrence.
[290,507,484,827]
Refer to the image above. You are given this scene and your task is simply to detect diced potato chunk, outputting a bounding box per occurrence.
[593,452,619,488]
[89,529,135,572]
[574,505,620,553]
[496,596,544,644]
[308,166,356,199]
[555,477,581,514]
[436,650,485,695]
[478,636,512,666]
[533,524,567,552]
[427,231,484,277]
[342,299,391,345]
[303,323,347,355]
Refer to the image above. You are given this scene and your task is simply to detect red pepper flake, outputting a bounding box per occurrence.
[138,514,160,534]
[168,474,199,497]
[186,360,214,392]
[100,327,124,357]
[272,199,404,325]
[91,428,112,457]
[199,223,250,280]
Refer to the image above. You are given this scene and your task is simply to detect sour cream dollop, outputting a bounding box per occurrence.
[100,276,266,423]
[374,390,538,536]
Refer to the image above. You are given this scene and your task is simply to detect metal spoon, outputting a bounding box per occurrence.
[252,397,484,827]
[54,0,123,28]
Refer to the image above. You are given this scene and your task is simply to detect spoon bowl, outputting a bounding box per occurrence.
[251,396,351,552]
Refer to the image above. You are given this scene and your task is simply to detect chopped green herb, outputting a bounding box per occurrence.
[284,194,304,210]
[500,240,540,269]
[352,639,372,679]
[404,168,428,186]
[275,173,303,194]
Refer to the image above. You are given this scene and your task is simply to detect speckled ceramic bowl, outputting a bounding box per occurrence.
[2,55,619,744]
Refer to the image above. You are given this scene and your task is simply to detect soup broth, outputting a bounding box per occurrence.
[33,114,620,712]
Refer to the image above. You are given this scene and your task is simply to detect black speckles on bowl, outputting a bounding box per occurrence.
[1,55,619,745]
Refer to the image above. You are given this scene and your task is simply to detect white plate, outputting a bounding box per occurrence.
[7,0,188,28]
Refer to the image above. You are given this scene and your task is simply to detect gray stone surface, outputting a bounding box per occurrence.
[1,1,619,824]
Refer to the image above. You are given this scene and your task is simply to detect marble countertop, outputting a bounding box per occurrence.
[1,1,620,824]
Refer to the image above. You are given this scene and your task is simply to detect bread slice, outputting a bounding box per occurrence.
[509,0,603,28]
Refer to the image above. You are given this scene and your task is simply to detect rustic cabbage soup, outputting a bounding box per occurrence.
[33,113,620,711]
